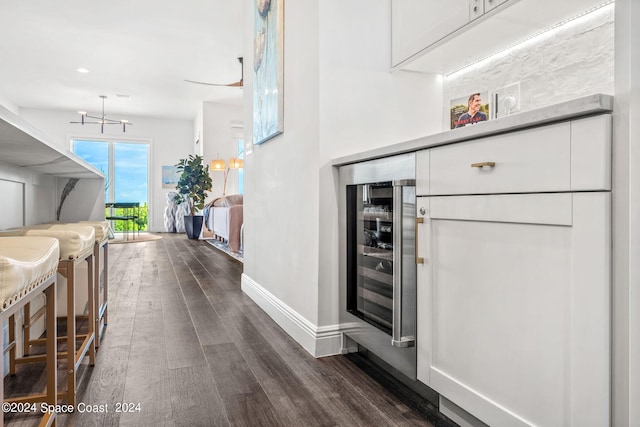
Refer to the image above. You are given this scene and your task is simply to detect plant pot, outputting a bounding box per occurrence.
[184,215,203,239]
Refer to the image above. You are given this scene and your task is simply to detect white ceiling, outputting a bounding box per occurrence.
[0,0,244,121]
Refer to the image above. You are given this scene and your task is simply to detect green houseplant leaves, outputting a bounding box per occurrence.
[174,154,213,216]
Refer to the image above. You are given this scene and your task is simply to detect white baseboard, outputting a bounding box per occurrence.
[241,273,345,357]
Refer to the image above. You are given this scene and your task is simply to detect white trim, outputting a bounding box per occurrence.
[241,273,352,357]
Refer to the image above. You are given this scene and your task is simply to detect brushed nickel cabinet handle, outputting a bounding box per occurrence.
[392,180,416,348]
[416,217,424,264]
[471,161,496,168]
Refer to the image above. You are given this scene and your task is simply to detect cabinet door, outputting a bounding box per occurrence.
[416,192,610,426]
[392,0,470,67]
[469,0,484,21]
[484,0,509,13]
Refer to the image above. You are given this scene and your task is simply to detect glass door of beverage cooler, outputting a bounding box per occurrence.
[346,182,395,334]
[346,180,416,348]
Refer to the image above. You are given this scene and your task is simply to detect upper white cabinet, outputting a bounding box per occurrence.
[485,0,509,13]
[469,0,485,21]
[391,0,610,73]
[391,0,471,68]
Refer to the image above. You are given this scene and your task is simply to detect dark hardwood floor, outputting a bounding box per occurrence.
[4,233,445,427]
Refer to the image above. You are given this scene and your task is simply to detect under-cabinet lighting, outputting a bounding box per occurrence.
[445,0,614,78]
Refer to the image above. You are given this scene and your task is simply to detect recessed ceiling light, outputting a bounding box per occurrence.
[116,94,130,99]
[77,68,90,73]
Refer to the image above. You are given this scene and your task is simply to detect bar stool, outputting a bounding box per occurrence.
[0,225,96,406]
[76,220,109,347]
[1,236,59,427]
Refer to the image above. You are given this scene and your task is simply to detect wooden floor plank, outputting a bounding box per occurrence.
[166,365,229,427]
[159,241,208,370]
[202,342,284,426]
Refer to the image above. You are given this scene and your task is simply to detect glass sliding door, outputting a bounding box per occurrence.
[72,139,149,231]
[114,143,148,206]
[73,140,110,202]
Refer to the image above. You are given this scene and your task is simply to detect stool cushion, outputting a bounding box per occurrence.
[76,221,110,243]
[46,221,110,243]
[0,225,95,260]
[0,236,59,310]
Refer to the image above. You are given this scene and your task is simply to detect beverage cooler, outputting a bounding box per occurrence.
[338,153,417,380]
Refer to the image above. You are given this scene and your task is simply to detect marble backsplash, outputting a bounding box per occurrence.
[443,2,615,130]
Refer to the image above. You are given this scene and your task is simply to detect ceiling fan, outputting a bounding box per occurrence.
[184,57,243,88]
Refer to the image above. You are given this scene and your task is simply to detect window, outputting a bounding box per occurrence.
[72,139,149,231]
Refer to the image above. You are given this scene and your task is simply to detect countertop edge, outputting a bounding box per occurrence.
[332,94,614,167]
[0,103,104,179]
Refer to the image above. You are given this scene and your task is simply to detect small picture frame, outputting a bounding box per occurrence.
[162,165,181,189]
[450,92,491,129]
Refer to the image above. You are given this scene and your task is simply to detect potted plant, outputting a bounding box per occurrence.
[174,154,212,239]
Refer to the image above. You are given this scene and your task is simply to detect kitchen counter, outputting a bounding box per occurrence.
[0,104,102,179]
[332,93,613,167]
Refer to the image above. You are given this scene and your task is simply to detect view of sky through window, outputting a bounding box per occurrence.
[73,139,148,203]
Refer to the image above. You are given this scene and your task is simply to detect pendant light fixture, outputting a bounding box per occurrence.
[70,95,132,133]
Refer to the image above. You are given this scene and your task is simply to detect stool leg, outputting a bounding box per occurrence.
[23,302,31,356]
[66,267,76,407]
[103,243,109,327]
[96,242,108,344]
[8,314,15,375]
[45,283,57,424]
[86,255,96,366]
[94,243,100,350]
[1,317,4,427]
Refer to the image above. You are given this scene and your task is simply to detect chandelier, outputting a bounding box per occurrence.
[70,95,131,133]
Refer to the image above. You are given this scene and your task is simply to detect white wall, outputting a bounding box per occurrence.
[242,0,322,335]
[194,104,204,156]
[202,102,243,200]
[317,1,442,328]
[241,0,442,355]
[0,162,57,228]
[19,108,194,232]
[443,3,615,128]
[57,177,107,222]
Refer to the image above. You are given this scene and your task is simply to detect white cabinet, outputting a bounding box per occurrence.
[391,0,516,69]
[392,0,608,73]
[415,115,611,426]
[418,114,612,196]
[391,0,470,67]
[485,0,509,12]
[469,0,485,21]
[430,122,571,195]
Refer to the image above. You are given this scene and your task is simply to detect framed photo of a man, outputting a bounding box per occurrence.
[450,92,490,129]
